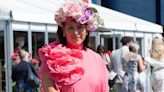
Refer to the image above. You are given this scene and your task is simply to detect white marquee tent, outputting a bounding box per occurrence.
[0,0,162,32]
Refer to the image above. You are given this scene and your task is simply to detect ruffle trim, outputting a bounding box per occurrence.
[38,41,85,86]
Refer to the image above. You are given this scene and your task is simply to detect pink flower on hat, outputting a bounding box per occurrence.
[86,21,99,31]
[63,1,83,18]
[55,1,83,26]
[77,7,95,24]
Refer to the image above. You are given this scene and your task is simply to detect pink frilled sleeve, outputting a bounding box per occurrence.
[38,42,58,92]
[38,41,85,91]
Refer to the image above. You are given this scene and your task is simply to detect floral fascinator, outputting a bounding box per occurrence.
[55,0,104,31]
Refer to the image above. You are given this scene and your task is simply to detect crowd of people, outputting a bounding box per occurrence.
[11,36,40,92]
[97,36,164,92]
[12,49,39,92]
[11,0,164,92]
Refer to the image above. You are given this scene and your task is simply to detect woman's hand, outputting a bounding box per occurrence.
[42,72,59,92]
[150,50,158,59]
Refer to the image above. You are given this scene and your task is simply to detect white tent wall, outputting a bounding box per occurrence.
[0,21,6,30]
[0,0,162,58]
[0,0,163,65]
[0,8,10,20]
[0,0,62,24]
[144,33,154,57]
[0,0,163,32]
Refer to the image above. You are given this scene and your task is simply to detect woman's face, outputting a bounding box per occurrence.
[63,22,87,46]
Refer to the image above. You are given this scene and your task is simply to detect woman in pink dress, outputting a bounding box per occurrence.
[38,1,109,92]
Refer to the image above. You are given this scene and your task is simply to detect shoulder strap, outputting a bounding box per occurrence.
[29,62,38,76]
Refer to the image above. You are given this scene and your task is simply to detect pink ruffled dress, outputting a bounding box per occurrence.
[38,41,109,92]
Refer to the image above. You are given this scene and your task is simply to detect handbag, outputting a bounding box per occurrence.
[25,63,41,88]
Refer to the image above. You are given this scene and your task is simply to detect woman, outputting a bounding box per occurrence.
[145,37,164,92]
[12,49,37,92]
[109,36,132,92]
[97,45,110,68]
[38,1,109,92]
[122,42,146,92]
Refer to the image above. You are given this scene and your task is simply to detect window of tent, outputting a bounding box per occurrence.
[0,31,5,92]
[48,32,57,43]
[136,37,144,56]
[32,32,45,58]
[89,36,96,50]
[14,31,28,51]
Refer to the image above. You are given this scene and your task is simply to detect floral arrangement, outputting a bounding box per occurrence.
[32,58,39,65]
[11,49,31,64]
[11,52,20,64]
[38,41,85,86]
[55,0,104,31]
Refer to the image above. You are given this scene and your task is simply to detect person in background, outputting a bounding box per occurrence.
[122,42,146,92]
[109,36,132,92]
[32,56,40,71]
[12,36,25,65]
[107,50,112,58]
[38,1,109,92]
[145,37,164,92]
[97,45,110,68]
[12,49,37,92]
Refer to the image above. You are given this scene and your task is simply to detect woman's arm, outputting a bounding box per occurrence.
[42,72,59,92]
[105,53,110,64]
[137,55,146,72]
[38,47,59,92]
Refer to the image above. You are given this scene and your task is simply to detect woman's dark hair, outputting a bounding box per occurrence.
[120,36,132,45]
[96,45,105,54]
[56,26,90,49]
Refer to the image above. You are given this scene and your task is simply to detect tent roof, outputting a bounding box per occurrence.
[90,4,162,32]
[0,7,11,20]
[0,0,162,32]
